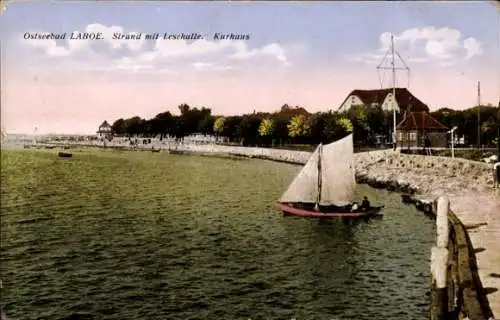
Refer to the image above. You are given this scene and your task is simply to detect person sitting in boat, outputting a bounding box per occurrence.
[360,196,371,212]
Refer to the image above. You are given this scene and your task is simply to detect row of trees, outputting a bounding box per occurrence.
[110,104,393,147]
[430,105,500,147]
[110,102,500,147]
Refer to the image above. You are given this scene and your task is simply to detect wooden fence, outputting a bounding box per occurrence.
[430,196,495,320]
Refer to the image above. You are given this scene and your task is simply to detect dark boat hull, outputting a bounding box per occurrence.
[58,152,72,158]
[277,202,384,219]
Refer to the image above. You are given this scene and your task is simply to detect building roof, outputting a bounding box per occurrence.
[99,120,111,128]
[339,87,429,113]
[396,111,448,131]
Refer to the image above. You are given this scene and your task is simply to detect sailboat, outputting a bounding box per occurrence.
[277,134,384,219]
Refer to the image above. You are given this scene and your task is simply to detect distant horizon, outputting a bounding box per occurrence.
[1,1,499,134]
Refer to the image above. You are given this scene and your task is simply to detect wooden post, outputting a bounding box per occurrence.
[436,196,449,249]
[494,162,500,188]
[431,196,450,320]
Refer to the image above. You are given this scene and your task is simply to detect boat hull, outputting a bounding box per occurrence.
[58,152,73,158]
[277,202,383,219]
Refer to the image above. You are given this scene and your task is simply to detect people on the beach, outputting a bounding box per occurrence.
[360,196,371,211]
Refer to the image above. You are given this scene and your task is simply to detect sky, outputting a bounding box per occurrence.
[1,1,499,134]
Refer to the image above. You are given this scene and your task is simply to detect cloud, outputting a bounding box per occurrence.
[115,57,154,72]
[137,38,289,66]
[191,62,238,72]
[463,37,483,59]
[22,23,290,72]
[192,62,213,69]
[349,26,483,65]
[231,43,287,62]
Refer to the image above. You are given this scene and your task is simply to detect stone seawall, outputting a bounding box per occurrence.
[168,143,313,165]
[356,151,495,197]
[168,144,495,197]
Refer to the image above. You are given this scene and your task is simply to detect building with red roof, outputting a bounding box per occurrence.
[337,88,429,115]
[396,111,448,149]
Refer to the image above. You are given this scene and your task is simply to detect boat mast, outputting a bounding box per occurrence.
[315,144,322,209]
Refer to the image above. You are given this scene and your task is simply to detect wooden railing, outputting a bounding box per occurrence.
[430,196,495,320]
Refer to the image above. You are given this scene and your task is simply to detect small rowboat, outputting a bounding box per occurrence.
[58,152,72,158]
[277,202,384,219]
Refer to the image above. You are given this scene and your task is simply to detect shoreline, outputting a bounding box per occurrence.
[23,140,498,196]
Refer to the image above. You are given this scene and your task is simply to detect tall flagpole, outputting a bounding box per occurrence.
[488,0,500,160]
[497,6,500,160]
[376,34,410,150]
[391,35,397,150]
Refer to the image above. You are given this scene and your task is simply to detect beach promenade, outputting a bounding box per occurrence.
[450,193,500,317]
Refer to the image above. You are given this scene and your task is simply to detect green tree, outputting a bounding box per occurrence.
[213,117,225,135]
[287,114,311,139]
[310,111,341,144]
[259,118,274,136]
[348,105,368,130]
[309,112,326,144]
[237,114,262,146]
[337,117,353,133]
[271,115,290,146]
[111,118,126,135]
[322,112,341,143]
[152,111,174,138]
[142,119,154,137]
[259,118,274,146]
[174,104,213,138]
[198,113,214,136]
[222,116,243,143]
[123,116,145,137]
[481,116,497,146]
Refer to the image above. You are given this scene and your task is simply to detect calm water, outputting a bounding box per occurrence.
[1,149,434,320]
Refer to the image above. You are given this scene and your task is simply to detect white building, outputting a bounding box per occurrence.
[337,88,429,116]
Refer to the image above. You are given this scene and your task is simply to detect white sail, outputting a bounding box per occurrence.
[319,133,356,206]
[279,134,356,206]
[279,145,321,203]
